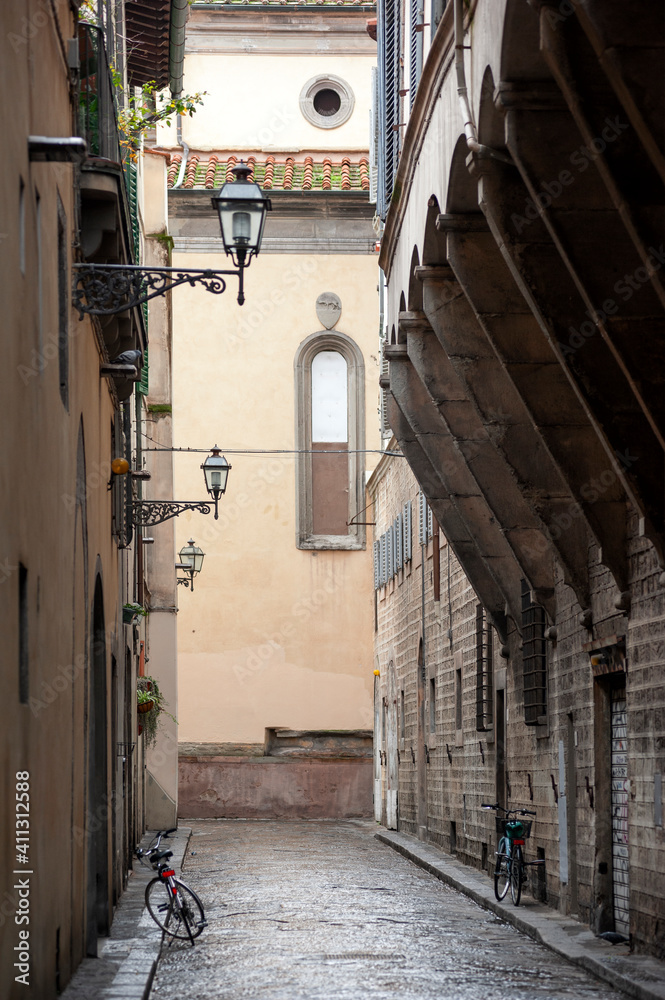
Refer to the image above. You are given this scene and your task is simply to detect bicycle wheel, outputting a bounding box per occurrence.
[493,837,511,901]
[145,878,206,940]
[510,845,523,906]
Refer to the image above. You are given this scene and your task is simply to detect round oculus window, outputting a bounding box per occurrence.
[313,89,342,118]
[300,75,354,129]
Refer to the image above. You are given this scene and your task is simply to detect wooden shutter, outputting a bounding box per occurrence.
[370,66,379,205]
[418,491,427,544]
[395,512,403,570]
[374,540,381,590]
[378,0,401,219]
[404,501,412,561]
[137,347,149,396]
[380,338,391,437]
[409,0,423,110]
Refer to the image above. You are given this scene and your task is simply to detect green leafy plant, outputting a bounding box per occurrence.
[112,72,207,162]
[137,676,176,750]
[123,601,148,619]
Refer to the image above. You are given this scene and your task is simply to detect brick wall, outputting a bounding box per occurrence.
[369,451,665,959]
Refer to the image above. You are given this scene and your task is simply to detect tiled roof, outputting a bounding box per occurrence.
[166,153,371,191]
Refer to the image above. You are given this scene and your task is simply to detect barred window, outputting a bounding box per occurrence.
[521,579,547,725]
[475,604,494,732]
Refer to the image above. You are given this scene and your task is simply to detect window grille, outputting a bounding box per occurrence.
[521,579,547,725]
[475,604,494,731]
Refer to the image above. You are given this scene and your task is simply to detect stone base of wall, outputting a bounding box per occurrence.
[178,757,373,819]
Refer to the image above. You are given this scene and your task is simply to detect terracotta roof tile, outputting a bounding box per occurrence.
[165,153,372,192]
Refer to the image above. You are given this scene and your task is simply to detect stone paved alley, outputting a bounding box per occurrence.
[149,821,625,1000]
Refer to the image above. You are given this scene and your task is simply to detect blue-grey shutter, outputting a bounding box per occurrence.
[377,0,401,219]
[404,501,412,562]
[395,513,403,570]
[374,540,381,589]
[370,66,379,205]
[380,533,387,585]
[387,526,393,579]
[409,0,423,110]
[418,491,427,544]
[427,501,433,540]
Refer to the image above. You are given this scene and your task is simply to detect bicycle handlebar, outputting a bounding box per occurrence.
[481,803,536,816]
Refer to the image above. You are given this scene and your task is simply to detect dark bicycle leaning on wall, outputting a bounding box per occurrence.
[482,803,545,906]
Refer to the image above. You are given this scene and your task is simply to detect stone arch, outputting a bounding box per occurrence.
[500,0,549,83]
[397,292,407,343]
[477,65,506,151]
[423,195,447,266]
[445,134,480,215]
[407,245,423,313]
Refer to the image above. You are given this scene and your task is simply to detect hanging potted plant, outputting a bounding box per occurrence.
[137,689,154,714]
[137,676,176,750]
[123,602,148,625]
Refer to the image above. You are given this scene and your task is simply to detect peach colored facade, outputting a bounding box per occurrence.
[156,3,380,813]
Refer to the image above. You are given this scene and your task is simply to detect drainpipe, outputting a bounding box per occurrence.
[172,115,189,189]
[169,0,190,189]
[454,0,513,165]
[169,0,189,98]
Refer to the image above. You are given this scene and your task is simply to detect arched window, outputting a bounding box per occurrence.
[295,331,365,549]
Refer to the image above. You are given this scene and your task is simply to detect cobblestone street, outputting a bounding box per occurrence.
[149,821,625,1000]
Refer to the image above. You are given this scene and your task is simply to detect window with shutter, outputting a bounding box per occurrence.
[379,337,391,438]
[404,500,412,561]
[418,491,427,544]
[377,0,401,219]
[395,512,403,570]
[409,0,423,110]
[369,66,379,205]
[374,539,381,590]
[137,348,149,396]
[380,533,387,585]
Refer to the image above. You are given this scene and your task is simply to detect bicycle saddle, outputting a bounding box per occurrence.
[152,848,173,861]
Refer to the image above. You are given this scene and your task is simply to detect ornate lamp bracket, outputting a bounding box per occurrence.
[131,500,212,527]
[72,263,244,317]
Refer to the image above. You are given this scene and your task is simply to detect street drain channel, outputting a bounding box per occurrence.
[322,953,405,961]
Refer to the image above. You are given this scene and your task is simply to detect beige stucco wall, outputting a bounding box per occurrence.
[172,251,381,745]
[170,53,373,152]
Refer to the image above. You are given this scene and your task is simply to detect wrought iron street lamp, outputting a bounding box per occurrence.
[73,162,272,315]
[211,162,272,305]
[177,539,205,590]
[131,445,231,526]
[201,445,232,520]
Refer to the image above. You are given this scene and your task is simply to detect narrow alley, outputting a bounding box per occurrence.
[150,821,623,1000]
